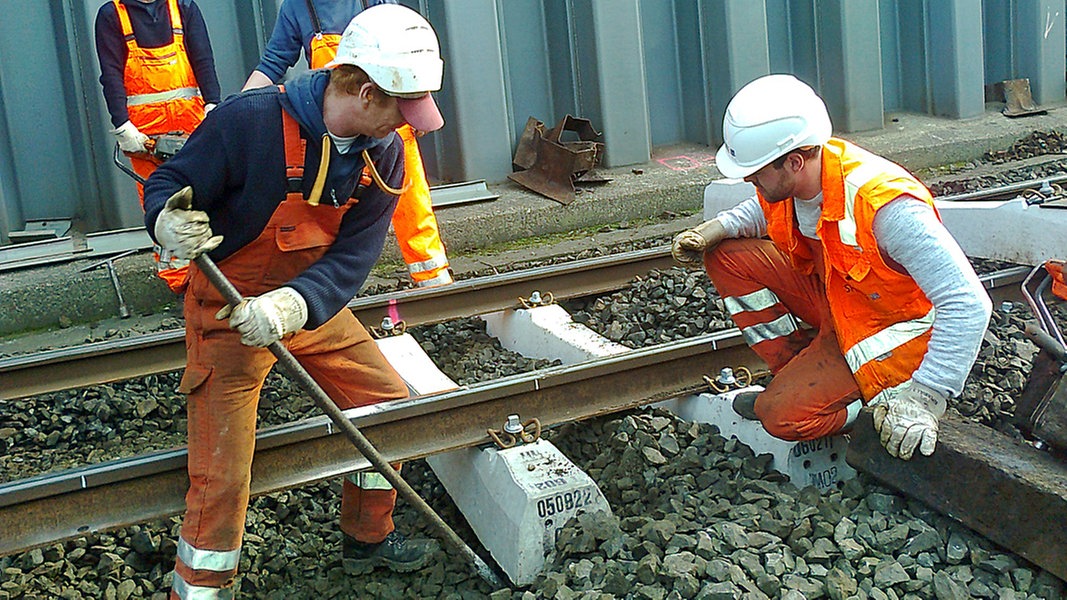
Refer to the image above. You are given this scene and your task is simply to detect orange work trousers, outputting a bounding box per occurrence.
[172,265,409,592]
[129,153,190,294]
[704,238,862,440]
[392,125,451,287]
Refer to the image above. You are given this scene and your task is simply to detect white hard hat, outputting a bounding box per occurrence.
[327,4,445,132]
[714,74,832,178]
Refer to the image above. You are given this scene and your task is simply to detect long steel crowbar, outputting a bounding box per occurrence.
[193,254,505,588]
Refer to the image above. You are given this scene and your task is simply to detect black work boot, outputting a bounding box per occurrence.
[731,390,760,420]
[342,531,438,574]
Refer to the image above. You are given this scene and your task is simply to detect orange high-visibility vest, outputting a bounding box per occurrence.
[115,0,204,136]
[761,138,938,405]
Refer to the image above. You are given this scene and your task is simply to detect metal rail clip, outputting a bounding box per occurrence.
[487,414,542,449]
[369,316,406,338]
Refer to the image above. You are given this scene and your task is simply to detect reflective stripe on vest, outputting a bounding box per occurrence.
[839,161,913,247]
[171,571,235,600]
[723,288,781,316]
[177,537,241,572]
[347,471,394,491]
[126,86,202,107]
[844,308,935,373]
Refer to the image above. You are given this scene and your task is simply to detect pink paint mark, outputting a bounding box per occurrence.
[388,299,400,324]
[656,152,717,172]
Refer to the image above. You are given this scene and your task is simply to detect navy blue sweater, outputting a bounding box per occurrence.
[143,71,403,329]
[95,0,222,128]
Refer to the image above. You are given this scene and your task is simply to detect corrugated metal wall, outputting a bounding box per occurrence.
[0,0,1063,243]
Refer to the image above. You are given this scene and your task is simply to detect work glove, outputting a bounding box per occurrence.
[671,218,727,269]
[216,286,308,347]
[871,381,948,460]
[153,186,224,260]
[112,120,150,153]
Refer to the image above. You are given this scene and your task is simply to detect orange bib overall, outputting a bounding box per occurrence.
[169,108,408,598]
[115,0,205,293]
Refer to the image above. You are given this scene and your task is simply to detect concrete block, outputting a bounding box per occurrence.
[703,178,757,220]
[658,386,856,492]
[847,411,1067,581]
[427,439,611,585]
[377,333,612,584]
[482,304,629,364]
[936,197,1067,265]
[375,333,458,395]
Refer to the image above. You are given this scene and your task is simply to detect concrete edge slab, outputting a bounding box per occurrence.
[846,411,1067,581]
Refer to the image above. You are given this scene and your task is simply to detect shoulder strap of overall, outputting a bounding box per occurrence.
[305,0,323,35]
[280,86,307,196]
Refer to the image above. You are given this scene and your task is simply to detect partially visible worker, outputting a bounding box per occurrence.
[242,0,453,288]
[672,74,992,461]
[94,0,221,294]
[142,5,443,596]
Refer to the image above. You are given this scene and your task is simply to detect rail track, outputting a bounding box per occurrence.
[0,246,1036,554]
[2,175,1067,591]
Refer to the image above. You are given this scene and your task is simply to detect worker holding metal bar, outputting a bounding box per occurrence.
[672,74,992,461]
[94,0,221,294]
[142,6,442,597]
[241,0,453,288]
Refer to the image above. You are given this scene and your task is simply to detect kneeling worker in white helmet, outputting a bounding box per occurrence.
[672,74,991,461]
[143,5,444,597]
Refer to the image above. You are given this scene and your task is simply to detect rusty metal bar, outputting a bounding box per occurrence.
[846,411,1067,581]
[0,331,760,557]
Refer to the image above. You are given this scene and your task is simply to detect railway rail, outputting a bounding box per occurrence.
[0,250,1036,558]
[2,175,1066,590]
[1,247,674,402]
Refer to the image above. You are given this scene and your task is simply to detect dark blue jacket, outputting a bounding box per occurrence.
[143,70,403,328]
[95,0,222,128]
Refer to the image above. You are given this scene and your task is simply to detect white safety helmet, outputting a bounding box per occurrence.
[714,74,832,178]
[327,4,445,131]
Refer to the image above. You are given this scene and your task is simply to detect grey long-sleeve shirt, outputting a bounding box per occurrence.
[716,195,992,397]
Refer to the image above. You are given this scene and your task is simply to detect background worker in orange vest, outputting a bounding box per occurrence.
[672,74,992,461]
[143,5,442,596]
[242,0,453,288]
[94,0,221,294]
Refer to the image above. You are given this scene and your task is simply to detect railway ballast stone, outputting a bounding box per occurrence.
[507,409,1067,600]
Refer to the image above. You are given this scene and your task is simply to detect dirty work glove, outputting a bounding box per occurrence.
[871,381,948,460]
[112,120,150,153]
[671,219,727,269]
[153,186,224,260]
[216,286,308,347]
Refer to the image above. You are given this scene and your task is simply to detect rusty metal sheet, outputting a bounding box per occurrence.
[1002,78,1047,118]
[508,115,607,204]
[846,411,1067,581]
